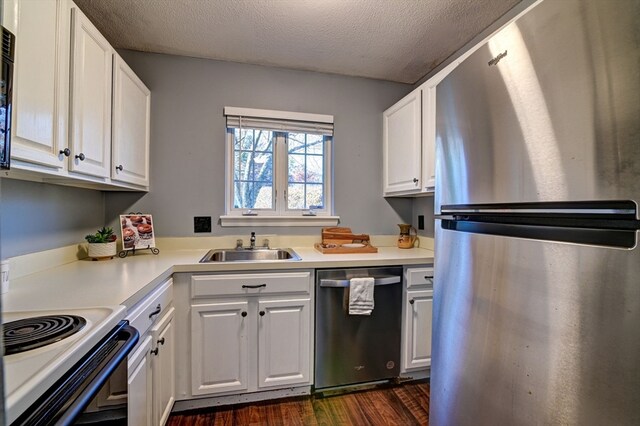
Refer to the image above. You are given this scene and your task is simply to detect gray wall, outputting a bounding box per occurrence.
[412,196,435,238]
[0,179,105,258]
[105,51,414,237]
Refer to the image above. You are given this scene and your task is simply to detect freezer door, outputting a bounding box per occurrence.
[431,222,640,426]
[434,0,640,213]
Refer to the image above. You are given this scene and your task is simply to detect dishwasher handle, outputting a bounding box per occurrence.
[319,275,401,288]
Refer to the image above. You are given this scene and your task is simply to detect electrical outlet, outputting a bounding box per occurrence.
[194,216,212,233]
[418,215,425,230]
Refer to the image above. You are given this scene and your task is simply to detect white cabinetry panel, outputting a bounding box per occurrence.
[383,90,422,194]
[69,7,112,178]
[4,0,69,169]
[151,307,175,426]
[403,289,433,370]
[257,298,310,389]
[128,336,152,426]
[191,301,249,396]
[112,54,150,186]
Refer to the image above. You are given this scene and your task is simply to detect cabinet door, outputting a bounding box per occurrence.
[111,54,150,186]
[3,0,69,169]
[402,289,433,371]
[69,6,112,178]
[128,336,152,426]
[383,90,422,194]
[257,298,311,389]
[191,301,249,396]
[151,308,175,426]
[421,86,436,192]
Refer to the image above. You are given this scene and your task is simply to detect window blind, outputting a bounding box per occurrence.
[225,107,334,136]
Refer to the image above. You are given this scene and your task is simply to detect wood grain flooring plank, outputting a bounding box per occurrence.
[355,387,416,425]
[392,383,429,425]
[168,382,430,426]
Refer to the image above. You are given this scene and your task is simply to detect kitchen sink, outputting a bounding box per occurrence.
[199,248,302,262]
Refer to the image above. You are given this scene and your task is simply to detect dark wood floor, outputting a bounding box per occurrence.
[168,382,430,425]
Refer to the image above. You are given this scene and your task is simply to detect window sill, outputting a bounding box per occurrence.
[220,215,340,227]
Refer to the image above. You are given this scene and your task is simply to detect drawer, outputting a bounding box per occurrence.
[127,278,173,337]
[406,267,434,289]
[191,272,311,298]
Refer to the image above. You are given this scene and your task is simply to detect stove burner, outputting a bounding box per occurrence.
[3,315,86,355]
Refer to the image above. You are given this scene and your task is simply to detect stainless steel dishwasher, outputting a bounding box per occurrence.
[315,266,403,391]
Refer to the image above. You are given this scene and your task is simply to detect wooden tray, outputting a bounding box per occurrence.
[316,227,377,253]
[314,242,378,254]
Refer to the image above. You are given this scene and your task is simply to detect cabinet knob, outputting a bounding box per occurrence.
[150,348,159,356]
[59,148,71,157]
[115,164,123,171]
[75,153,86,161]
[259,310,266,316]
[409,299,415,305]
[157,337,165,346]
[241,311,247,317]
[413,178,419,183]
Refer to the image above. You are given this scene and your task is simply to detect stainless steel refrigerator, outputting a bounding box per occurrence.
[432,0,640,425]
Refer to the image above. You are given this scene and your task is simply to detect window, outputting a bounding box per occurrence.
[221,107,338,226]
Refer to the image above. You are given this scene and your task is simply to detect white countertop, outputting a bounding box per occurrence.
[3,246,433,313]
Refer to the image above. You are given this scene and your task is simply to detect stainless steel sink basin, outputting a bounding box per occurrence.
[200,248,302,262]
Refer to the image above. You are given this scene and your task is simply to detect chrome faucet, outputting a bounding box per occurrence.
[250,232,256,249]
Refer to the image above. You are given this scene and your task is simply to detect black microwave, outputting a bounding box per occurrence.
[1,25,15,170]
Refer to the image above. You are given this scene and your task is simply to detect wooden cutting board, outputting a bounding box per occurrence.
[321,227,370,244]
[316,227,378,253]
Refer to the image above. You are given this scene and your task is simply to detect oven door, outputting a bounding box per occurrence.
[11,321,138,426]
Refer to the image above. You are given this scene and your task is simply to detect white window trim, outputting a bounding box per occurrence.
[224,106,334,125]
[221,108,339,227]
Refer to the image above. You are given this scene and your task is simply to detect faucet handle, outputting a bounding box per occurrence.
[236,239,243,249]
[262,239,270,249]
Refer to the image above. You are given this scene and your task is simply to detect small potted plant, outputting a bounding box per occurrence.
[85,227,117,260]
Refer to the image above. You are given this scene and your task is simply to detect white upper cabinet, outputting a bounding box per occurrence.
[3,0,150,190]
[383,38,488,197]
[112,54,150,187]
[383,90,422,195]
[68,6,113,179]
[3,0,70,170]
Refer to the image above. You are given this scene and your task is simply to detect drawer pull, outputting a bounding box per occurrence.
[148,304,161,319]
[241,311,247,317]
[150,348,159,356]
[259,310,266,316]
[242,284,267,289]
[157,338,165,346]
[424,276,433,280]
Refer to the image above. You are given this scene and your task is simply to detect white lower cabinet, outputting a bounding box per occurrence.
[402,266,434,373]
[151,307,176,426]
[257,298,310,389]
[191,301,249,396]
[403,289,433,370]
[128,336,153,426]
[125,278,174,426]
[187,271,314,399]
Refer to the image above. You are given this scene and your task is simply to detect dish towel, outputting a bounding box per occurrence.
[349,277,375,315]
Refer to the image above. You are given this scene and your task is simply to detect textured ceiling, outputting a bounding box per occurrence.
[74,0,521,84]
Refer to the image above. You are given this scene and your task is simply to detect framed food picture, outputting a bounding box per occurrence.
[120,214,156,251]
